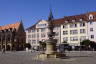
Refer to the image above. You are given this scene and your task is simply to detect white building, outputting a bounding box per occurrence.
[26,20,61,49]
[60,12,96,46]
[26,12,96,48]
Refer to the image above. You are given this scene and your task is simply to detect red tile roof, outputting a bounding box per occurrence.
[0,22,20,30]
[53,12,96,25]
[27,11,96,30]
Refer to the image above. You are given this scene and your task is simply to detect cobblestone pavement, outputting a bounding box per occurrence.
[0,51,96,64]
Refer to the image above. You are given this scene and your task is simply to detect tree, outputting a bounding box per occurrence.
[80,39,90,46]
[62,41,69,46]
[62,41,67,44]
[24,43,31,49]
[80,39,91,50]
[90,41,96,50]
[80,39,96,50]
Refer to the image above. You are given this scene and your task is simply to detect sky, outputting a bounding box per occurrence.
[0,0,96,29]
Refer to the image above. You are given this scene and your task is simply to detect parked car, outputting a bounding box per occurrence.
[58,44,72,52]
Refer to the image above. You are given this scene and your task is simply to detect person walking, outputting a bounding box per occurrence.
[2,48,5,54]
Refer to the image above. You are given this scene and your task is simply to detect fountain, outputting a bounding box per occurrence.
[36,9,66,59]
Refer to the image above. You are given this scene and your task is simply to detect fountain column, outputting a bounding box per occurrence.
[44,9,57,57]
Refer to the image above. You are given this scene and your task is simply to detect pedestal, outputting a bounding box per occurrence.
[45,39,57,54]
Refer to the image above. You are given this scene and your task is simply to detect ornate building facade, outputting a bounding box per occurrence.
[0,22,25,51]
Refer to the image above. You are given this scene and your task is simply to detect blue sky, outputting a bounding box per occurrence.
[0,0,96,29]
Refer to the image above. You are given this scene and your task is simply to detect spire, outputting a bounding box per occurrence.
[48,7,54,21]
[19,16,23,24]
[20,19,23,23]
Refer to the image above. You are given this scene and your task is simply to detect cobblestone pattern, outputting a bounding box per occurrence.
[0,51,96,64]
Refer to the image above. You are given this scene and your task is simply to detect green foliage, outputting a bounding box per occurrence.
[24,43,31,49]
[62,41,67,44]
[80,39,90,46]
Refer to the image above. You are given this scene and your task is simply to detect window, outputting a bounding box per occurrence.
[28,40,31,43]
[63,25,68,28]
[55,32,59,36]
[65,21,68,23]
[32,34,36,38]
[90,28,93,31]
[37,33,39,38]
[28,30,31,33]
[41,34,46,37]
[37,24,47,28]
[37,29,39,32]
[41,28,45,32]
[72,20,75,22]
[54,27,56,30]
[32,40,36,44]
[37,40,39,43]
[90,22,93,25]
[80,29,86,33]
[91,35,94,39]
[70,37,78,41]
[44,24,46,26]
[38,24,46,26]
[70,30,78,34]
[32,30,35,32]
[28,35,31,38]
[79,19,82,21]
[80,36,86,41]
[63,31,68,35]
[80,23,85,27]
[63,37,68,41]
[89,14,93,20]
[54,26,59,30]
[70,24,77,28]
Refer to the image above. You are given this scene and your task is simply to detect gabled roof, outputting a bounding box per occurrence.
[26,24,36,30]
[26,20,48,30]
[0,22,20,30]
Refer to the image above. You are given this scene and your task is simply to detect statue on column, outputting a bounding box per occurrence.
[45,9,57,55]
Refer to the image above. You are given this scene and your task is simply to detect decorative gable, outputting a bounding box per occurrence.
[36,20,48,28]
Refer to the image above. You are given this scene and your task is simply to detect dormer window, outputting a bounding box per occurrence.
[65,21,68,23]
[89,14,94,20]
[79,19,82,21]
[72,20,75,22]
